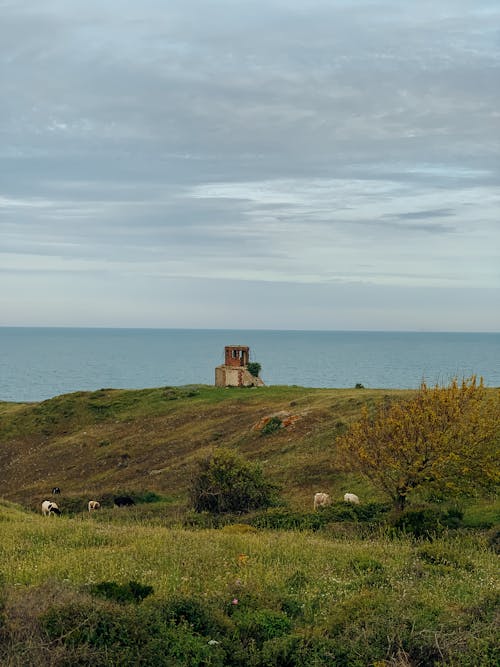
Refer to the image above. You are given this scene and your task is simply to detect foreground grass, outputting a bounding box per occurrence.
[0,502,498,666]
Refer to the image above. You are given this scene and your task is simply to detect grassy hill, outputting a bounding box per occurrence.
[0,384,412,512]
[0,386,498,665]
[1,384,498,527]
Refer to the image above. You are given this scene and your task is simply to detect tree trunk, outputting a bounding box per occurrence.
[395,493,406,511]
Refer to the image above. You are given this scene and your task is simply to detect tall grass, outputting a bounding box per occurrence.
[0,503,498,665]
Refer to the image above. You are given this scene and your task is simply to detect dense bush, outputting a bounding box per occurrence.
[247,362,262,378]
[189,449,278,515]
[321,501,391,523]
[391,506,464,539]
[250,502,390,531]
[133,490,163,504]
[41,601,145,651]
[159,596,226,636]
[233,608,292,646]
[88,580,154,604]
[40,600,226,666]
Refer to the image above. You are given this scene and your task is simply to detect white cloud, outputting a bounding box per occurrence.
[0,0,499,329]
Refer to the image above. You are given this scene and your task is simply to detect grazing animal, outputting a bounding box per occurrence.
[88,500,101,512]
[52,487,61,495]
[114,495,135,508]
[343,492,360,505]
[42,500,61,516]
[313,492,331,510]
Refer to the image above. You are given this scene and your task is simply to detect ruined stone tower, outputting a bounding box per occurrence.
[215,345,265,387]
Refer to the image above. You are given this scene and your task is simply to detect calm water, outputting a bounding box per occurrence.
[0,328,499,402]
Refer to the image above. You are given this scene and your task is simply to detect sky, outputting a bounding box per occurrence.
[1,0,499,331]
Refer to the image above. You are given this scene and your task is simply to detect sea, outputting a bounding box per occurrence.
[0,327,499,403]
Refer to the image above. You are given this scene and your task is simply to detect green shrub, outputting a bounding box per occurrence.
[260,416,283,436]
[88,580,154,604]
[156,595,228,637]
[260,634,302,666]
[138,623,226,667]
[442,506,465,528]
[391,506,464,539]
[233,609,292,646]
[321,501,390,523]
[355,501,392,521]
[189,449,278,514]
[334,594,438,662]
[41,601,226,666]
[250,503,390,532]
[279,596,304,620]
[133,490,163,504]
[247,362,261,377]
[41,601,145,648]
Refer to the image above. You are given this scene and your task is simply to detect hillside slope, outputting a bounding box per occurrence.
[1,385,410,510]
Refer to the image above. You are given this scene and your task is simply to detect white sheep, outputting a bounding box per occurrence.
[88,500,101,512]
[313,492,332,510]
[41,500,61,516]
[343,492,360,504]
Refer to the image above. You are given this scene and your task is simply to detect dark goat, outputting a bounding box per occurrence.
[114,495,135,507]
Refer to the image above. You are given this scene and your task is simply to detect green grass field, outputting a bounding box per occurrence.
[0,499,498,666]
[0,385,498,665]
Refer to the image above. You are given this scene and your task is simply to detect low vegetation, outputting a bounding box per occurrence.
[0,499,498,666]
[0,379,498,664]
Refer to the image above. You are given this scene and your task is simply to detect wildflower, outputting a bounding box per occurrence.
[232,598,239,605]
[238,553,249,565]
[207,639,220,646]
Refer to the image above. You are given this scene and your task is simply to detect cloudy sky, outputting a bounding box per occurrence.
[1,0,499,331]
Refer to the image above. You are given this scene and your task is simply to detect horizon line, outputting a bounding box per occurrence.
[0,325,499,335]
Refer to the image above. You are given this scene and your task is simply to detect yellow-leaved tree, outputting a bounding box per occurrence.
[336,376,500,509]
